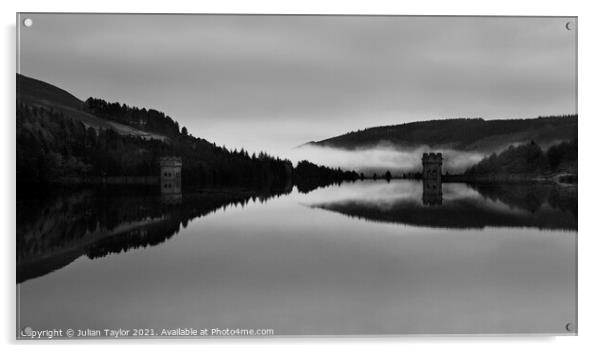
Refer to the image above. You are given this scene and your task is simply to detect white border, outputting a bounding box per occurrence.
[3,0,601,351]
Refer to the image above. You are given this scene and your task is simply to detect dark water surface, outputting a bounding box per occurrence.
[17,180,577,335]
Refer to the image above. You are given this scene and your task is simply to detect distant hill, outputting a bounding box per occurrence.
[17,74,167,141]
[464,139,577,180]
[303,116,577,153]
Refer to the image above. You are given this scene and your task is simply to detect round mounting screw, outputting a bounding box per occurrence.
[565,322,575,332]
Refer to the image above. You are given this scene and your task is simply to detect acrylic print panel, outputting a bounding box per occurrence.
[16,13,577,339]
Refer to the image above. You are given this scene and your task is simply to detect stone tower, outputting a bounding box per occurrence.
[422,152,442,183]
[422,152,442,206]
[159,157,182,194]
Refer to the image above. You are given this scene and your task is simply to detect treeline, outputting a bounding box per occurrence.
[17,103,159,185]
[17,102,294,188]
[308,115,577,152]
[84,98,182,137]
[294,160,360,193]
[464,139,577,178]
[17,101,358,191]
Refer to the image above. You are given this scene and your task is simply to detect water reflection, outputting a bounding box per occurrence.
[422,179,443,206]
[17,186,290,283]
[16,180,577,335]
[310,181,577,231]
[17,181,576,285]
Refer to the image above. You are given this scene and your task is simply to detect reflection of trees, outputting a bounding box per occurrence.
[468,183,577,218]
[311,183,577,231]
[17,186,291,283]
[296,180,345,194]
[293,160,359,194]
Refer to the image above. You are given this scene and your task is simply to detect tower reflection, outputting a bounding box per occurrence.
[422,178,443,206]
[422,152,443,206]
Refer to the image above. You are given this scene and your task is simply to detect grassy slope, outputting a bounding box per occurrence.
[17,74,167,141]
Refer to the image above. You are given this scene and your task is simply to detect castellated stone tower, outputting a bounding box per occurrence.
[422,152,442,182]
[422,152,442,206]
[159,157,182,194]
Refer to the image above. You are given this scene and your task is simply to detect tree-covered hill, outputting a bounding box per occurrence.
[16,101,294,188]
[84,97,181,137]
[16,74,357,190]
[464,139,577,179]
[304,116,577,153]
[17,74,168,141]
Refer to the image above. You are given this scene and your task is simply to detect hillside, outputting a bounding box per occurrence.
[304,116,577,153]
[16,74,357,190]
[17,74,167,141]
[463,139,577,181]
[16,75,292,188]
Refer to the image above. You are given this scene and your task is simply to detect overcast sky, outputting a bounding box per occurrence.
[19,14,576,155]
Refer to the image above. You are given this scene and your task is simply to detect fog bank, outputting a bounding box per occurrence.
[285,144,485,174]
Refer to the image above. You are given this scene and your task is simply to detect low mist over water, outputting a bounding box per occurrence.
[290,144,485,174]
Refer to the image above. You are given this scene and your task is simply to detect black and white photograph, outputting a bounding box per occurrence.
[14,12,578,340]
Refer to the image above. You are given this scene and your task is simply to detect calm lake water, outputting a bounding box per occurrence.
[17,180,577,336]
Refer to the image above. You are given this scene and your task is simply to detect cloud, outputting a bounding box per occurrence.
[20,14,576,154]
